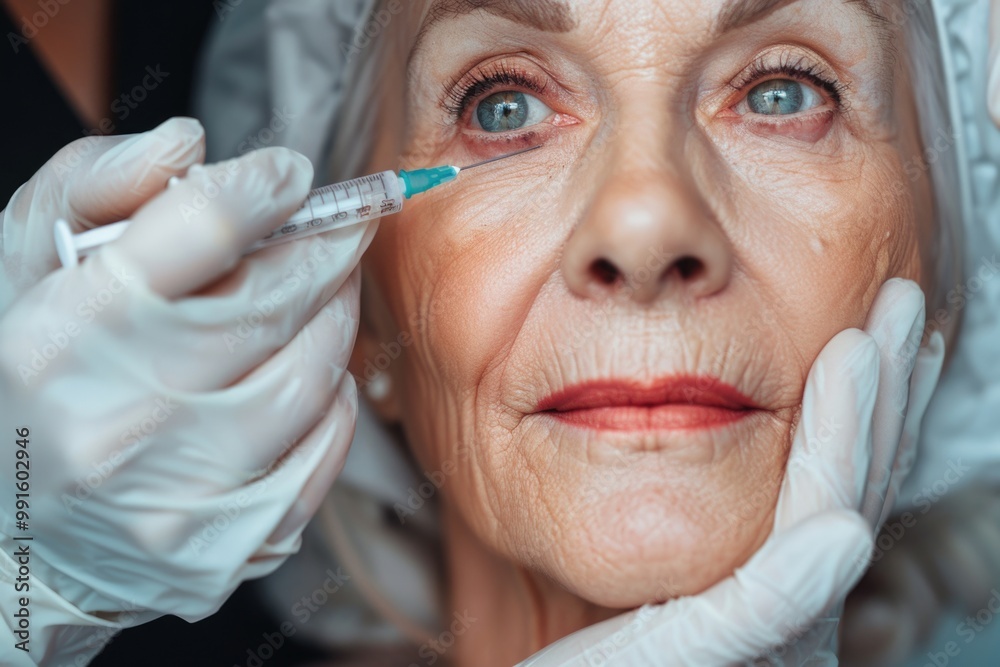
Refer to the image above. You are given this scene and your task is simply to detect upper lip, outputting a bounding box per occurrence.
[535,376,760,413]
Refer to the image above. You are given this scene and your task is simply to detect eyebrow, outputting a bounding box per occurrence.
[411,0,576,60]
[714,0,891,35]
[423,0,577,35]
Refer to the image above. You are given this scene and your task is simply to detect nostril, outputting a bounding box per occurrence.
[674,256,704,281]
[590,258,621,285]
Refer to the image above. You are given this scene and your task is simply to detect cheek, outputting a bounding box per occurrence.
[389,179,563,382]
[707,137,922,372]
[364,179,565,467]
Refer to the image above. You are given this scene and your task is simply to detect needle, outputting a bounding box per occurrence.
[458,145,543,171]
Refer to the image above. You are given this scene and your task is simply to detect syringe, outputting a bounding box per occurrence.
[53,145,541,268]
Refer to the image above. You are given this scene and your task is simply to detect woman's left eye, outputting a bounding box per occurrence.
[738,78,824,116]
[475,91,554,132]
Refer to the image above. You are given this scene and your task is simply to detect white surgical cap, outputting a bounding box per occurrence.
[898,0,1000,509]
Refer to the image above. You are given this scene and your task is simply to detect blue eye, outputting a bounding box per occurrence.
[745,79,822,115]
[475,91,553,133]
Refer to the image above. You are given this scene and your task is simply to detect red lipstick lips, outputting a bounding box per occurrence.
[535,377,758,431]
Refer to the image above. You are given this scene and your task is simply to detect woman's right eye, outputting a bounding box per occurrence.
[475,91,554,133]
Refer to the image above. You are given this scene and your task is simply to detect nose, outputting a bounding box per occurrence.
[561,171,733,304]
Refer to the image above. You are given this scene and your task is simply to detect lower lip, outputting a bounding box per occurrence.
[546,404,752,431]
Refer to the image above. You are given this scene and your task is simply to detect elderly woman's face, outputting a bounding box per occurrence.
[355,0,930,606]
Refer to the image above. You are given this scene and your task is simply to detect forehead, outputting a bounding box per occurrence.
[414,0,891,42]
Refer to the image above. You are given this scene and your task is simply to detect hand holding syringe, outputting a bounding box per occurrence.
[54,145,541,268]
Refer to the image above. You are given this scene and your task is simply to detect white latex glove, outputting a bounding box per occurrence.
[0,118,376,666]
[517,279,945,667]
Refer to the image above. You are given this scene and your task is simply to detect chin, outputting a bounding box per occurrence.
[546,479,780,608]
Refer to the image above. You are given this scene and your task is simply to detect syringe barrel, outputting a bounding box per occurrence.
[244,170,404,253]
[59,170,407,268]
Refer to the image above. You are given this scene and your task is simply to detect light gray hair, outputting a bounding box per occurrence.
[898,0,967,329]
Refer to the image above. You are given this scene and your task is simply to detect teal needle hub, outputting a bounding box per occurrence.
[395,145,542,199]
[398,166,461,199]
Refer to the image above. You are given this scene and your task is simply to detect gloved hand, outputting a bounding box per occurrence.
[517,279,945,667]
[0,118,376,666]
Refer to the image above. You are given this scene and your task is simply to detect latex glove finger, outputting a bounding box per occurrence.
[859,278,926,530]
[773,328,880,529]
[265,272,366,541]
[266,373,359,546]
[109,147,313,298]
[0,118,205,307]
[141,213,378,393]
[188,266,362,473]
[877,330,945,528]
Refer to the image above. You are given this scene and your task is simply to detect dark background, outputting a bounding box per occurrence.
[3,0,209,200]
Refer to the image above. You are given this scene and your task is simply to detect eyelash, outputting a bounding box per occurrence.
[733,53,849,111]
[444,62,548,120]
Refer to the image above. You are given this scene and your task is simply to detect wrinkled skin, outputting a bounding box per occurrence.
[348,0,934,663]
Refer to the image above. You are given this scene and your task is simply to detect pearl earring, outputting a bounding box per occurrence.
[365,371,392,401]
